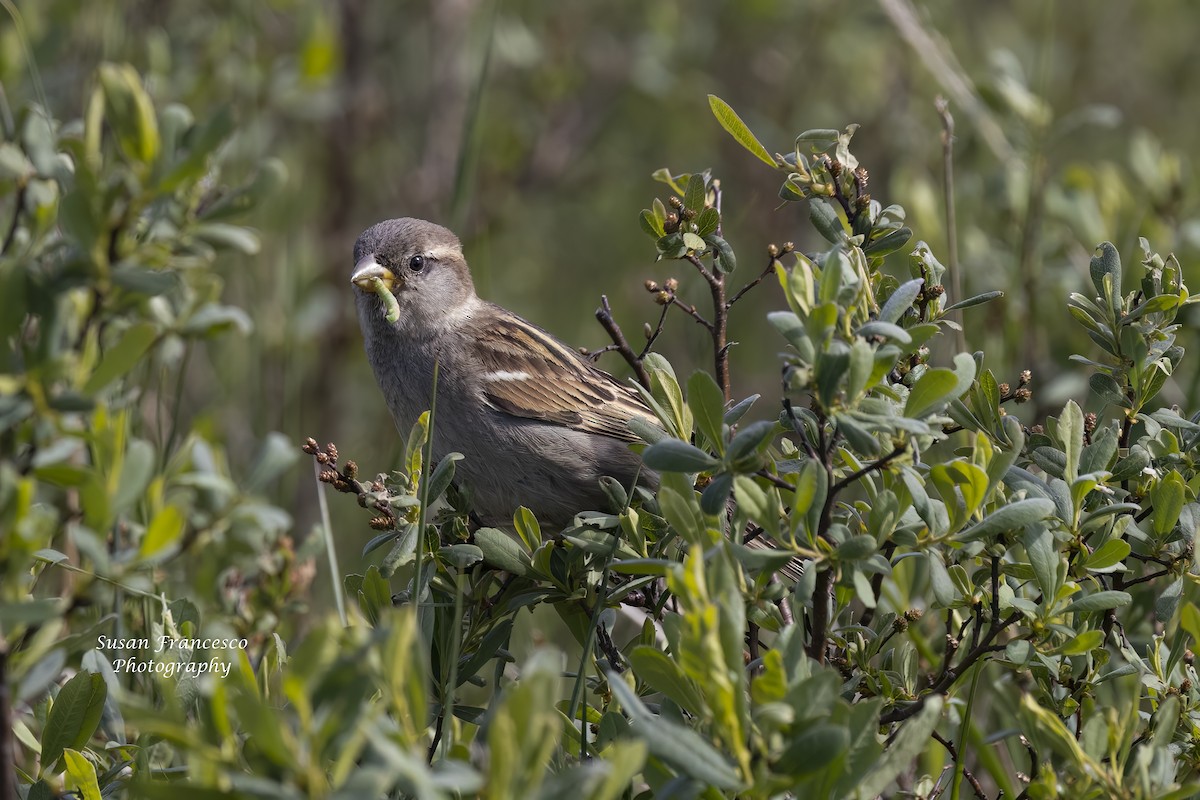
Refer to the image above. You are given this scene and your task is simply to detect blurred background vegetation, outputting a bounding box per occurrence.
[7,0,1200,602]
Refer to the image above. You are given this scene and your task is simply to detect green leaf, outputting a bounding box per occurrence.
[180,303,253,337]
[98,62,160,165]
[425,452,464,503]
[708,234,737,273]
[857,321,911,345]
[1089,372,1128,408]
[941,290,1004,313]
[904,368,959,418]
[687,371,726,454]
[1083,538,1130,572]
[700,472,734,516]
[642,439,719,473]
[854,695,943,799]
[61,749,102,800]
[837,535,876,561]
[878,278,923,323]
[139,505,185,560]
[1150,470,1185,538]
[694,206,720,238]
[727,420,777,468]
[1064,590,1132,614]
[639,209,665,238]
[777,723,851,776]
[39,671,107,773]
[1059,400,1084,483]
[1023,525,1058,600]
[112,438,156,518]
[628,646,706,716]
[193,222,261,255]
[441,543,483,569]
[513,506,541,554]
[1056,630,1104,656]
[83,322,158,393]
[810,200,844,244]
[474,528,530,576]
[927,554,957,607]
[1089,242,1122,309]
[682,231,707,253]
[0,142,35,182]
[607,671,743,790]
[863,226,912,257]
[956,499,1056,542]
[682,173,706,215]
[708,95,777,167]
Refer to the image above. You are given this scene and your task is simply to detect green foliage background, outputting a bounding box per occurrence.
[6,1,1200,798]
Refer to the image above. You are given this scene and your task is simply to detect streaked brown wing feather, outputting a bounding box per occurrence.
[467,311,659,442]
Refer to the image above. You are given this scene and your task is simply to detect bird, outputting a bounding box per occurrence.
[350,217,661,529]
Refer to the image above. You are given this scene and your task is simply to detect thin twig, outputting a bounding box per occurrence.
[638,302,671,358]
[931,730,987,800]
[830,444,907,496]
[727,253,780,309]
[594,294,652,389]
[667,295,715,331]
[880,612,1019,724]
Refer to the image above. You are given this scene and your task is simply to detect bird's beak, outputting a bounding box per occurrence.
[350,256,398,291]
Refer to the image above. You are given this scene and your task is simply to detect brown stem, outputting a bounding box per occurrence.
[807,567,834,663]
[667,296,714,332]
[0,641,12,800]
[931,730,988,800]
[594,295,652,389]
[829,444,907,496]
[726,254,779,309]
[637,303,671,358]
[684,253,729,401]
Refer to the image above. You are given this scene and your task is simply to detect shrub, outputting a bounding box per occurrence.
[6,66,1200,800]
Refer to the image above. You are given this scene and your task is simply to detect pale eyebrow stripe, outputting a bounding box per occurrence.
[427,245,462,260]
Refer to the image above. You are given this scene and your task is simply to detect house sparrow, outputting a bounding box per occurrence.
[351,217,660,528]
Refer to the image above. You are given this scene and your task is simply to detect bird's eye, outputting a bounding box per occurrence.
[408,255,426,272]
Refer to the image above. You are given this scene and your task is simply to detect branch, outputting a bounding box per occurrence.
[638,302,671,359]
[594,295,652,389]
[880,612,1019,724]
[667,295,714,332]
[931,730,987,800]
[727,249,786,309]
[830,443,907,496]
[807,566,834,663]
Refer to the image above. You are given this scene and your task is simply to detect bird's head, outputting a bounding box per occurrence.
[351,218,478,336]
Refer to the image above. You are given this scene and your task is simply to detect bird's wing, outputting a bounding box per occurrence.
[466,311,660,443]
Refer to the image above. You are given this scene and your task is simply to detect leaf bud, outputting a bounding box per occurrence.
[644,279,660,292]
[664,277,679,292]
[655,291,671,305]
